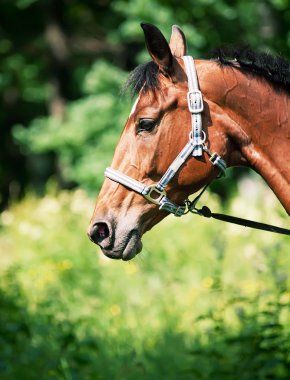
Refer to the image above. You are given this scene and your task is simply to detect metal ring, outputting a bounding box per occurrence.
[189,130,207,145]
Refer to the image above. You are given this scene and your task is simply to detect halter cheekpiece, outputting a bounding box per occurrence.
[105,56,227,217]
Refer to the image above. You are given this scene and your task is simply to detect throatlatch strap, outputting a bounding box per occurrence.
[182,56,203,157]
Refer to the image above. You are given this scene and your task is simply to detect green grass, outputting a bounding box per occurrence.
[0,180,289,380]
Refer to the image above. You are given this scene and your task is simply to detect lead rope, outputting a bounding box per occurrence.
[185,183,290,236]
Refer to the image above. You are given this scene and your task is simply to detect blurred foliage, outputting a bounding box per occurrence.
[0,0,290,203]
[0,178,289,379]
[14,61,130,192]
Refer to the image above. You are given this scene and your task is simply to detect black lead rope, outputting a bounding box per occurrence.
[195,205,290,235]
[186,183,290,236]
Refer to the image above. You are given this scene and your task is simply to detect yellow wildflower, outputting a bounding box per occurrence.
[202,277,214,288]
[110,304,121,316]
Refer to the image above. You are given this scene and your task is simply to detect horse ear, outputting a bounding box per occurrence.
[141,23,173,74]
[169,25,187,57]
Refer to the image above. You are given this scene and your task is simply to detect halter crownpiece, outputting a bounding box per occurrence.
[183,55,204,157]
[104,56,227,217]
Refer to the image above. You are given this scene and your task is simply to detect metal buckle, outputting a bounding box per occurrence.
[187,90,203,113]
[159,198,186,217]
[143,185,167,205]
[209,152,227,177]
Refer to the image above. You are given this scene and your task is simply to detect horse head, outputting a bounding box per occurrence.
[87,23,232,260]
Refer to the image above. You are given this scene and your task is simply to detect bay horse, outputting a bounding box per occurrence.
[88,23,290,260]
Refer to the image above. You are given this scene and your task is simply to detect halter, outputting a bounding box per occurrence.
[104,56,227,217]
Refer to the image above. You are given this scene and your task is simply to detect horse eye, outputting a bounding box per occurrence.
[137,118,156,133]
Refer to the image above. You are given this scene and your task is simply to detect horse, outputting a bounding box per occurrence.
[88,23,290,261]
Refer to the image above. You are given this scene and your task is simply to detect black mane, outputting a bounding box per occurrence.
[123,61,159,97]
[123,47,290,96]
[213,46,290,94]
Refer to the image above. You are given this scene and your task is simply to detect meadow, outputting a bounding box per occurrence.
[0,175,289,380]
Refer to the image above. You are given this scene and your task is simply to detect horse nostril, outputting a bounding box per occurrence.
[88,222,110,245]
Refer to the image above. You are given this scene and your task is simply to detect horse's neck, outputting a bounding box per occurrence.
[198,61,290,214]
[225,69,289,140]
[227,71,289,158]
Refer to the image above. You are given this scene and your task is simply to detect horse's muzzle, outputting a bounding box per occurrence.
[87,220,143,261]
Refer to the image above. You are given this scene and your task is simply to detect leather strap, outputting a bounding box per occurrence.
[197,206,290,235]
[182,56,203,157]
[187,183,290,236]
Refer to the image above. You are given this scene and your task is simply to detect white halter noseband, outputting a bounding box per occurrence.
[104,56,227,217]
